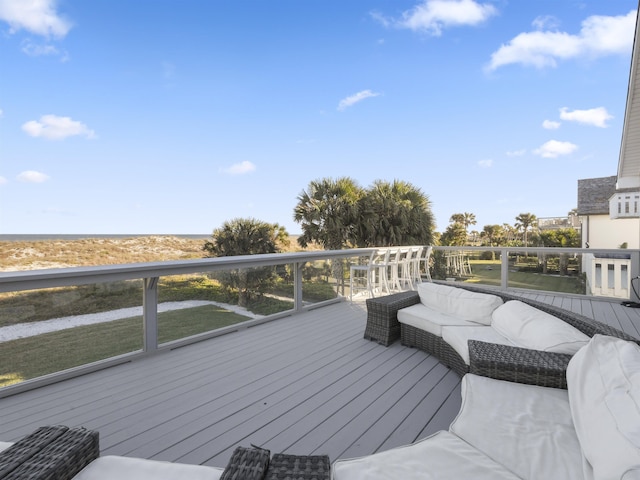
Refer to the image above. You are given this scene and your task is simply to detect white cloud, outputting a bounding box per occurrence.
[22,115,96,140]
[337,90,380,111]
[506,149,526,157]
[532,15,560,31]
[221,161,256,175]
[17,170,49,183]
[393,0,497,36]
[487,9,636,71]
[0,176,7,185]
[478,159,493,168]
[0,0,72,38]
[542,119,561,130]
[534,140,578,158]
[559,106,613,128]
[20,39,68,60]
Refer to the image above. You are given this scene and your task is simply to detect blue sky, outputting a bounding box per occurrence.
[0,0,637,235]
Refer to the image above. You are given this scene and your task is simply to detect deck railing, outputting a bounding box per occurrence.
[0,245,638,397]
[432,246,640,300]
[0,250,374,397]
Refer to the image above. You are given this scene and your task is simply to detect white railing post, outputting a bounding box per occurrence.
[143,277,159,353]
[294,261,303,312]
[500,248,509,289]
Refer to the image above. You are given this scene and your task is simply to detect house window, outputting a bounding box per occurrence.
[608,264,615,289]
[609,192,640,218]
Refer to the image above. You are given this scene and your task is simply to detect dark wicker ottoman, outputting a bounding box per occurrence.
[0,425,99,480]
[220,446,271,480]
[265,454,330,480]
[365,291,420,346]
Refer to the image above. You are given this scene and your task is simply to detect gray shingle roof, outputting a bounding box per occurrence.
[577,176,617,215]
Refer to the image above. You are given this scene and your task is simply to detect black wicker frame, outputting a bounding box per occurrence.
[365,291,420,346]
[220,446,330,480]
[0,425,99,480]
[265,453,330,480]
[400,324,469,377]
[366,282,639,388]
[220,445,271,480]
[468,340,572,389]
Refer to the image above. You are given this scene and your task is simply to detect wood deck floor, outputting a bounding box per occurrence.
[0,290,638,468]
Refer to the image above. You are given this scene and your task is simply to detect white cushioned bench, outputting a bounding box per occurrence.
[373,282,638,387]
[333,335,640,479]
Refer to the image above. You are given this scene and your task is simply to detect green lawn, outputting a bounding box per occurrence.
[0,305,250,388]
[464,260,585,294]
[0,275,336,327]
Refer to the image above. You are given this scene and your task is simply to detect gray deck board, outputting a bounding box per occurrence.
[0,289,638,469]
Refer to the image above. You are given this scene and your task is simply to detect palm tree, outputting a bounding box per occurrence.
[481,224,504,260]
[293,177,363,250]
[294,177,364,294]
[449,213,465,225]
[462,212,477,233]
[515,213,538,247]
[449,212,476,244]
[361,180,434,247]
[502,223,517,244]
[203,217,288,306]
[441,222,467,246]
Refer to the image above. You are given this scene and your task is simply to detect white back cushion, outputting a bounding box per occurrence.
[567,335,640,480]
[450,374,583,480]
[417,283,503,325]
[491,300,589,354]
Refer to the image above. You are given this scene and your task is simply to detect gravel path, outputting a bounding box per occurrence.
[0,301,264,342]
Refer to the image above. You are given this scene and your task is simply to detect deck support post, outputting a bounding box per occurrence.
[500,249,509,290]
[294,261,304,312]
[143,277,159,353]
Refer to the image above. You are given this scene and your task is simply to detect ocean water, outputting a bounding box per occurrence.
[0,234,210,242]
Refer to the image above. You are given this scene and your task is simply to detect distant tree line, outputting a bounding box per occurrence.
[440,211,580,248]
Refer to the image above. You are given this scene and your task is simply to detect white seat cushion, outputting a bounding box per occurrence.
[492,300,589,354]
[331,430,520,480]
[450,374,584,480]
[567,335,640,480]
[441,326,515,364]
[397,303,480,337]
[73,455,224,480]
[0,442,12,453]
[417,283,503,325]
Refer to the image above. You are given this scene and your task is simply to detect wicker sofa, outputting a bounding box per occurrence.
[365,282,639,388]
[332,334,640,479]
[0,429,329,480]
